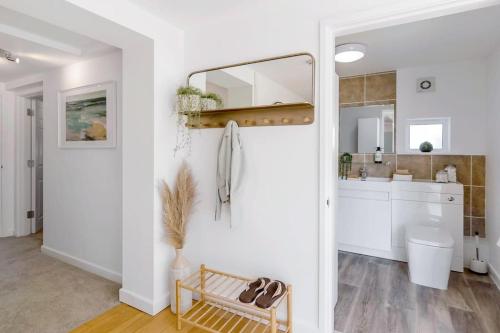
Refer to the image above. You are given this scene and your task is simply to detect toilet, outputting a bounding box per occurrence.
[406,225,455,290]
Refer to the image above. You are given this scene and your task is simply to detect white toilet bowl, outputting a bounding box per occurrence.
[406,225,454,290]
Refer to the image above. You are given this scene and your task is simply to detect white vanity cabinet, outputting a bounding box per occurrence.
[338,179,392,252]
[337,179,464,272]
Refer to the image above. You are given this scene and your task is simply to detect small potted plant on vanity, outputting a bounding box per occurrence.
[200,92,223,111]
[162,162,197,314]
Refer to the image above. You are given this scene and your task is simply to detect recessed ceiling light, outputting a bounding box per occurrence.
[335,43,366,63]
[0,48,20,64]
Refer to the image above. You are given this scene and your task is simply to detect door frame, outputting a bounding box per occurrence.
[13,82,43,237]
[318,1,500,332]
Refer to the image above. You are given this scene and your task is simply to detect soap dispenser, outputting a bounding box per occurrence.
[374,147,383,164]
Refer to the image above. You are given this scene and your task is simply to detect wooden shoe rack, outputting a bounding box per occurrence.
[176,265,292,333]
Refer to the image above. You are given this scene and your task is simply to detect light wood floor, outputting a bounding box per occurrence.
[335,251,500,333]
[71,304,200,333]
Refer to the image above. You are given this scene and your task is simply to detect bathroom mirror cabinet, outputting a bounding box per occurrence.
[339,104,395,154]
[188,53,315,111]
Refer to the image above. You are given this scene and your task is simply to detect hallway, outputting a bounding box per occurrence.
[0,234,119,333]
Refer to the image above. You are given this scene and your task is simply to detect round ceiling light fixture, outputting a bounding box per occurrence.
[335,43,366,63]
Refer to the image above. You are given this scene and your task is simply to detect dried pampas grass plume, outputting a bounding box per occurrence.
[162,162,197,249]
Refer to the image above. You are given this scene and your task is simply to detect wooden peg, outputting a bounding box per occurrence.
[263,118,271,124]
[282,118,290,124]
[303,116,311,123]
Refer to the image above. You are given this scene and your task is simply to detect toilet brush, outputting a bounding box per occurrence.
[470,232,488,274]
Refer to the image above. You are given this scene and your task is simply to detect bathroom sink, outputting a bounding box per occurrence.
[343,177,392,182]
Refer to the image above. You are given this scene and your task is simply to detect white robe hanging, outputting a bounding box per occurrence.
[215,120,243,227]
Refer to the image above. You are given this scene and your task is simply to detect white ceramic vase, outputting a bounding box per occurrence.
[169,248,192,314]
[176,94,200,113]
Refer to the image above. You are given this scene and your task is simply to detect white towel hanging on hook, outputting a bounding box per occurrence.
[215,120,244,228]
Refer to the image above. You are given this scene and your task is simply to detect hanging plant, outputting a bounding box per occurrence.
[200,92,223,111]
[174,86,202,154]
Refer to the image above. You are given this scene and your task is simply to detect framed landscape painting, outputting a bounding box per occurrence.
[58,81,116,148]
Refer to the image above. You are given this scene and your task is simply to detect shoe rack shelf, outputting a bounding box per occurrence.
[183,102,314,128]
[176,265,292,333]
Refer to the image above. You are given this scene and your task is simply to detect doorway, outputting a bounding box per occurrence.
[14,92,44,237]
[28,96,43,234]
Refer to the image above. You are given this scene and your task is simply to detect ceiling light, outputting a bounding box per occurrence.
[0,48,20,64]
[335,43,366,63]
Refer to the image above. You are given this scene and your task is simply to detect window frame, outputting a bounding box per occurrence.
[405,117,451,153]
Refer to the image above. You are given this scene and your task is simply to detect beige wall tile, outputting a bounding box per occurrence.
[340,76,364,104]
[364,154,396,178]
[464,216,471,237]
[432,155,471,185]
[365,72,396,102]
[397,155,431,180]
[471,187,485,217]
[472,155,486,187]
[464,186,471,217]
[471,217,486,238]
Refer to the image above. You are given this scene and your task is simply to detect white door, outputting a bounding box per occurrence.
[32,97,43,233]
[27,96,43,234]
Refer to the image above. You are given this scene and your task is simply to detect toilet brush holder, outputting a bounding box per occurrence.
[470,233,488,274]
[470,258,488,274]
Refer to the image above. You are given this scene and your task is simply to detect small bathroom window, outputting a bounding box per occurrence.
[406,117,450,153]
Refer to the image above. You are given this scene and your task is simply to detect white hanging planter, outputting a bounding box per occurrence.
[200,98,217,111]
[176,94,201,113]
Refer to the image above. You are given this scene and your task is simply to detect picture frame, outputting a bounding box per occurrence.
[58,81,116,148]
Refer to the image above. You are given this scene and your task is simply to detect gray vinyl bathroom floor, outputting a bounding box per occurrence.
[335,251,500,333]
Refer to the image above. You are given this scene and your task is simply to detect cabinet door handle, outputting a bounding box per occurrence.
[448,196,455,202]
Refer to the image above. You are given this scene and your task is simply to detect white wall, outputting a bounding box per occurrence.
[0,84,15,237]
[486,45,500,287]
[184,14,320,332]
[40,52,123,281]
[396,59,487,154]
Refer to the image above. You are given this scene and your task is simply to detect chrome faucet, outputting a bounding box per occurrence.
[360,166,367,181]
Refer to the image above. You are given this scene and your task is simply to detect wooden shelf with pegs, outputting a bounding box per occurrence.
[183,102,314,128]
[176,265,293,333]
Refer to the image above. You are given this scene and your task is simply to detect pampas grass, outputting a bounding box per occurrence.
[162,162,197,249]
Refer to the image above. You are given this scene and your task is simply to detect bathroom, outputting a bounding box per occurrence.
[334,5,500,332]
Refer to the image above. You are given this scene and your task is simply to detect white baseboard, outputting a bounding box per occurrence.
[153,292,170,314]
[488,263,500,290]
[41,245,122,283]
[118,288,169,316]
[119,288,155,315]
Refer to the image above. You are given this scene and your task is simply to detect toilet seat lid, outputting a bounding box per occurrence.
[406,225,454,248]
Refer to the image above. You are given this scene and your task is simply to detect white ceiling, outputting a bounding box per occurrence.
[0,6,118,82]
[336,5,500,77]
[127,0,340,30]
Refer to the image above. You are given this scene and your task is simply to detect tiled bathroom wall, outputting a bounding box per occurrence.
[339,71,396,106]
[343,153,486,238]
